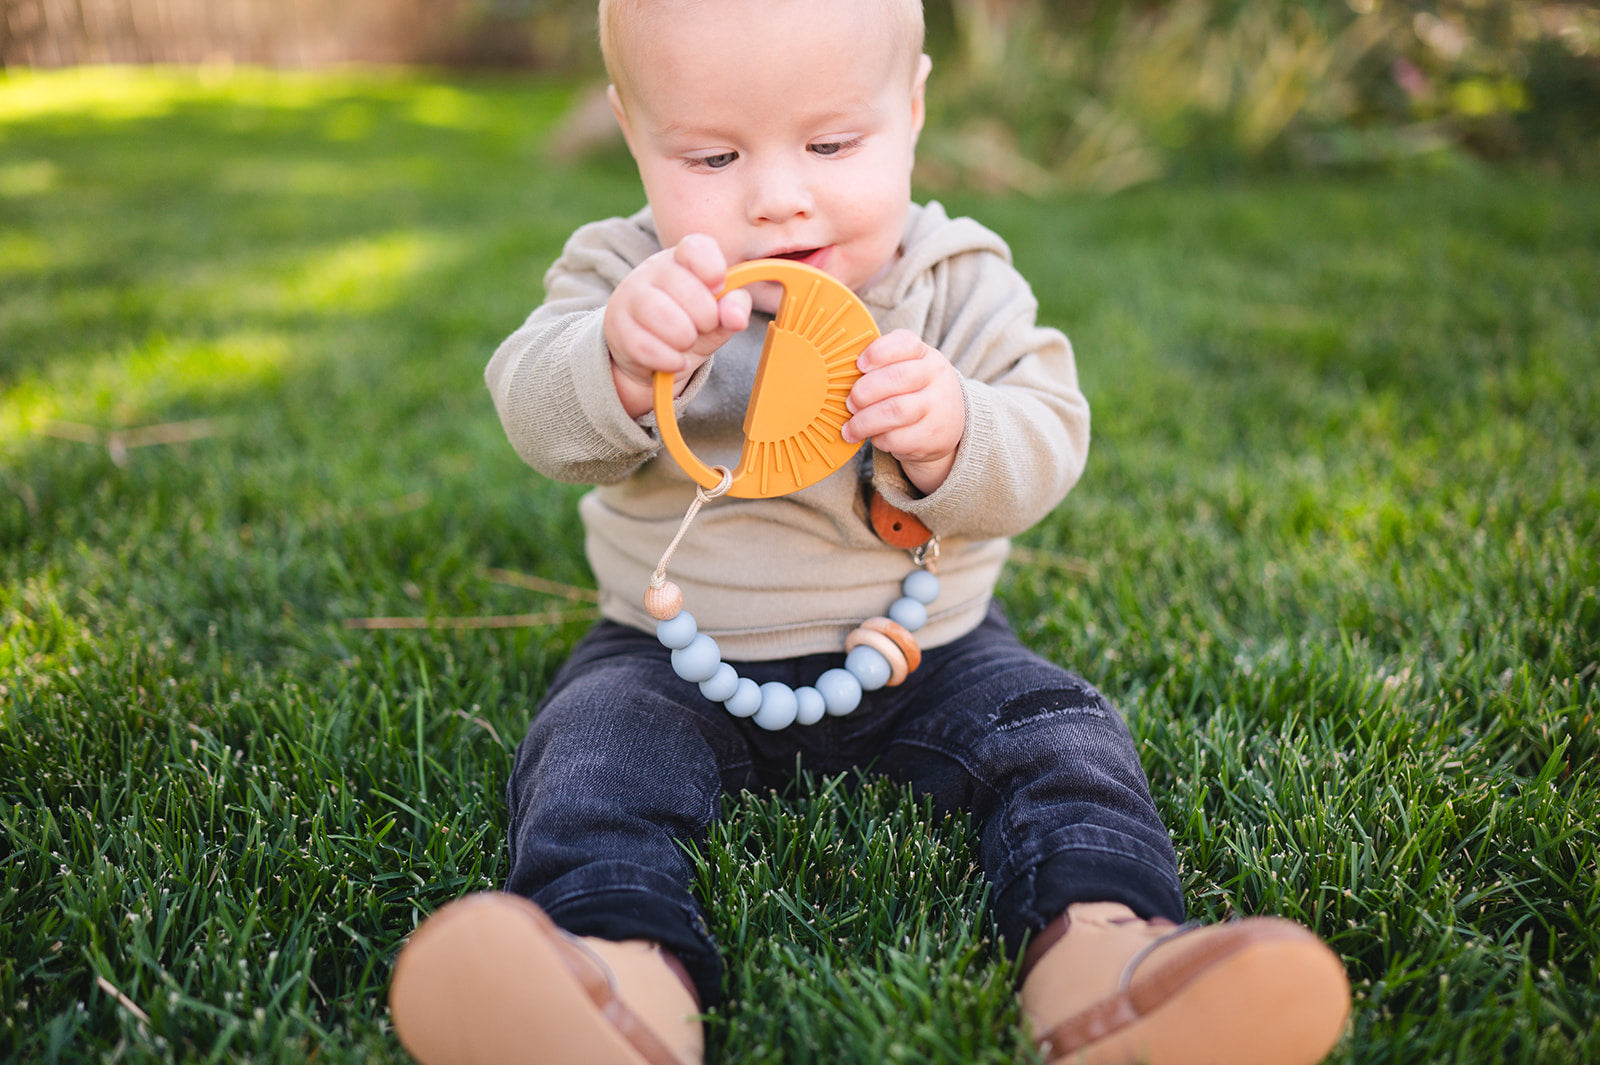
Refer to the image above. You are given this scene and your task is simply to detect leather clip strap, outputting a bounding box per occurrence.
[868,488,934,550]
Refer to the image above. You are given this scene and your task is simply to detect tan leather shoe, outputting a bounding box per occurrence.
[389,893,703,1065]
[1021,902,1350,1065]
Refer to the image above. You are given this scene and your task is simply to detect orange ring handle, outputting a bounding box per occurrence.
[653,259,879,499]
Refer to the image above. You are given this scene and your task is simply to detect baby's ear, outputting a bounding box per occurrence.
[607,84,637,155]
[910,54,933,139]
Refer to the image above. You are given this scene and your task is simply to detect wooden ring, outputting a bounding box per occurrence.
[845,625,911,686]
[857,616,921,674]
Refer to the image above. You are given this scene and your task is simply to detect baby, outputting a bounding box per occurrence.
[387,2,1352,1063]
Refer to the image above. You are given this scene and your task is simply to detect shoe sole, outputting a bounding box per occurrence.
[1050,922,1351,1065]
[389,893,680,1065]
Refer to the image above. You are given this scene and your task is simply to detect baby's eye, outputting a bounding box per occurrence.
[689,151,738,170]
[809,137,863,157]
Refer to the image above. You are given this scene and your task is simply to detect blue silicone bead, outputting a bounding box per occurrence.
[655,611,697,650]
[699,662,739,702]
[671,633,721,684]
[752,682,799,731]
[794,686,826,726]
[845,644,892,691]
[724,677,761,718]
[902,570,940,605]
[887,596,928,632]
[815,668,862,716]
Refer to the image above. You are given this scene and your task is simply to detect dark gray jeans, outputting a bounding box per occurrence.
[505,605,1183,1008]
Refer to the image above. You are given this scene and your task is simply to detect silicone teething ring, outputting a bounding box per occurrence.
[642,261,941,729]
[652,258,879,499]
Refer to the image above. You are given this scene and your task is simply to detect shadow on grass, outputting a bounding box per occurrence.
[1,68,641,689]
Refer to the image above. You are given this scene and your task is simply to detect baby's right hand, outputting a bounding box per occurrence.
[604,235,753,419]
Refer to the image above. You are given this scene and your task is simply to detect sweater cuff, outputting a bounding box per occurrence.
[565,313,661,454]
[869,375,990,533]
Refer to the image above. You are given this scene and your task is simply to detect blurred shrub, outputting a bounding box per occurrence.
[509,0,1598,185]
[1373,0,1600,170]
[443,0,598,68]
[919,0,1600,192]
[921,0,1392,192]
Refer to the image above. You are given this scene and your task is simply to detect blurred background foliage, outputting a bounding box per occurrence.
[922,0,1600,190]
[3,0,1597,188]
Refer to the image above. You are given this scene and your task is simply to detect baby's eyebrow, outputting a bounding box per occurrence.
[797,101,885,128]
[648,119,725,142]
[649,101,885,143]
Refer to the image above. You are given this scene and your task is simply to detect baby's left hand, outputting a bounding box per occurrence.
[842,329,964,495]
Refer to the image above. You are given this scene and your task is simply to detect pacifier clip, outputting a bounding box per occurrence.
[643,259,940,731]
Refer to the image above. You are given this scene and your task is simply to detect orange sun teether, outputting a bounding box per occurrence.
[652,258,880,498]
[643,259,941,730]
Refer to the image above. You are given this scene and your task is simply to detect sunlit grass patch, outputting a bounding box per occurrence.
[2,66,1597,1064]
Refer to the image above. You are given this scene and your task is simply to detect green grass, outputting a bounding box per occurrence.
[2,66,1597,1064]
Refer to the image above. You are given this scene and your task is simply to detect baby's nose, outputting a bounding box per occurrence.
[747,161,814,224]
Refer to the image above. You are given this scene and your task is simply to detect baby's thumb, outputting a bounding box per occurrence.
[718,288,752,335]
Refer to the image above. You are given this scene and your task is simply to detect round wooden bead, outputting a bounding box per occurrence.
[794,686,826,726]
[670,632,721,683]
[857,616,920,675]
[902,570,940,605]
[815,668,863,716]
[644,581,684,621]
[753,682,799,731]
[655,611,698,650]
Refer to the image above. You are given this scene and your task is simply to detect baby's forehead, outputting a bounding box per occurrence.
[601,0,924,83]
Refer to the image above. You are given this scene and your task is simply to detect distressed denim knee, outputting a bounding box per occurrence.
[879,607,1184,954]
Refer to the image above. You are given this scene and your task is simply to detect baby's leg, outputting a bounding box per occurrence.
[879,606,1186,942]
[879,607,1347,1064]
[391,621,749,1065]
[503,620,745,1010]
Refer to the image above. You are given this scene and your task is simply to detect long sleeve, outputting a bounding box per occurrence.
[484,201,1090,660]
[862,203,1089,540]
[485,212,714,485]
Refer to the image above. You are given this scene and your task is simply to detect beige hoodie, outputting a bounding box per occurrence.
[486,201,1089,660]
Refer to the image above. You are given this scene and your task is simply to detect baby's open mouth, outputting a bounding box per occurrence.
[772,248,822,262]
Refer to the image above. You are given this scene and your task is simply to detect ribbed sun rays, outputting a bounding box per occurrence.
[740,275,875,496]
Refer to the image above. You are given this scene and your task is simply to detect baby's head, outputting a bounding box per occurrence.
[598,0,932,305]
[600,0,925,106]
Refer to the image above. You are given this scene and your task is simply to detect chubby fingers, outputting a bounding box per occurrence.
[858,328,926,368]
[843,331,963,442]
[650,237,731,349]
[607,236,741,373]
[671,233,729,294]
[840,333,964,496]
[678,235,753,339]
[670,235,753,345]
[841,332,964,493]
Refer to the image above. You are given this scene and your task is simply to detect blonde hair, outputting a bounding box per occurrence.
[599,0,926,101]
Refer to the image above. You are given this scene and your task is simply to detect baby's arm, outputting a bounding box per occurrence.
[604,235,753,419]
[860,247,1089,540]
[843,331,965,495]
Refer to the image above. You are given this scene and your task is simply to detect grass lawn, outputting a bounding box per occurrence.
[2,66,1597,1064]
